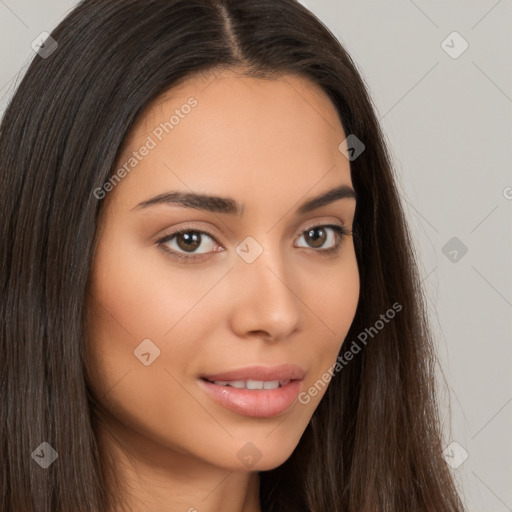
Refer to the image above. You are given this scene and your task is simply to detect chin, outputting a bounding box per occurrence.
[225,432,304,472]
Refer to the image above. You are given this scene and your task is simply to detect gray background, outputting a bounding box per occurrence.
[1,1,511,510]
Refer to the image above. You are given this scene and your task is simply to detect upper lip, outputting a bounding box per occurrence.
[201,364,305,382]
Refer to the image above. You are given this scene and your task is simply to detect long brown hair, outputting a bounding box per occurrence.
[0,1,464,510]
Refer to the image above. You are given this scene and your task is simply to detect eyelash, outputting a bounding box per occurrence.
[156,223,352,264]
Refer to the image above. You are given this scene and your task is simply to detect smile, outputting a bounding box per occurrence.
[198,364,305,417]
[204,379,291,389]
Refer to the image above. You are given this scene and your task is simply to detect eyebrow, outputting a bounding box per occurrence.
[132,183,356,216]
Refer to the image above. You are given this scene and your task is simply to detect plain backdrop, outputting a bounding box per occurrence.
[1,1,511,510]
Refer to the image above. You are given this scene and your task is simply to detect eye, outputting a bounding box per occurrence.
[295,224,350,253]
[156,223,351,264]
[157,227,221,263]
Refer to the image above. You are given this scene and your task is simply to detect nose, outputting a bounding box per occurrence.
[228,246,303,342]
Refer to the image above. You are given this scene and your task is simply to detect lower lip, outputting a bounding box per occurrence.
[199,378,302,418]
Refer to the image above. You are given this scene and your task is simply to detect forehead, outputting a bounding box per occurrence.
[110,70,352,213]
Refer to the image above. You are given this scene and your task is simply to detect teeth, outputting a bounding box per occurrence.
[211,379,288,389]
[247,379,264,390]
[228,380,245,389]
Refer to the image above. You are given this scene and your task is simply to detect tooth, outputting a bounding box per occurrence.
[246,379,264,390]
[211,379,284,389]
[228,380,246,388]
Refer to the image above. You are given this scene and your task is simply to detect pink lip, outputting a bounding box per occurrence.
[201,364,305,382]
[199,379,303,418]
[199,364,305,418]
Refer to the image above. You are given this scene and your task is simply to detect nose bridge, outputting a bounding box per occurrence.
[230,235,303,339]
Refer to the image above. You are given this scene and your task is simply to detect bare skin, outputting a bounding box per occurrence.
[84,69,360,512]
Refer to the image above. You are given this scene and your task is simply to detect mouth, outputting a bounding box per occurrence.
[200,378,291,389]
[198,364,305,418]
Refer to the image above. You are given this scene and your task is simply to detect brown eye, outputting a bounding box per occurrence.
[175,231,202,252]
[157,223,349,265]
[303,227,328,249]
[296,225,347,251]
[159,229,219,258]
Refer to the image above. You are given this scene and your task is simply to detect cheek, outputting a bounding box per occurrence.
[295,249,360,397]
[84,233,230,460]
[88,226,221,339]
[84,225,229,404]
[304,246,360,339]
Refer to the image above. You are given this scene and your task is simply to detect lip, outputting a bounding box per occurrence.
[199,364,305,418]
[201,364,305,382]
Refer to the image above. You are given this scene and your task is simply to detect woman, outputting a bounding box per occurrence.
[0,0,465,511]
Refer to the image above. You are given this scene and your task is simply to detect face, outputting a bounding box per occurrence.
[85,70,359,473]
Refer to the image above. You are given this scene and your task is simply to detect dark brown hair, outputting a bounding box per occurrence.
[0,0,464,510]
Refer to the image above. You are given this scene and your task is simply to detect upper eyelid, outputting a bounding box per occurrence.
[158,218,349,238]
